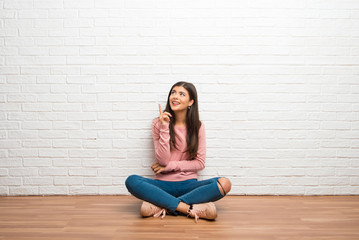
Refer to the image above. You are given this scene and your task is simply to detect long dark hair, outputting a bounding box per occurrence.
[164,82,201,159]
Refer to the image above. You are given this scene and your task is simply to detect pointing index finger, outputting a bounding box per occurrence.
[158,104,162,114]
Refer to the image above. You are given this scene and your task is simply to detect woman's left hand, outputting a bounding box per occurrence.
[151,162,166,175]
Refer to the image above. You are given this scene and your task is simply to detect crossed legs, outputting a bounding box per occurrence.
[125,175,232,214]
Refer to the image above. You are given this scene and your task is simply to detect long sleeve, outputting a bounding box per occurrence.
[152,118,171,166]
[164,123,206,172]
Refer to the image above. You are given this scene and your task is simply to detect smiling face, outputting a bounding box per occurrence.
[169,86,194,113]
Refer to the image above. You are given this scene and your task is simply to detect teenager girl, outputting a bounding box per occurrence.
[125,82,231,223]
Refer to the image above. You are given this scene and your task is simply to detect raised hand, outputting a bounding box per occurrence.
[158,104,172,125]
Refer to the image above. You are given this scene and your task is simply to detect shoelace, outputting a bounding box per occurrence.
[153,208,167,219]
[187,209,203,223]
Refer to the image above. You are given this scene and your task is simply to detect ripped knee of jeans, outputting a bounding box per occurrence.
[217,177,232,196]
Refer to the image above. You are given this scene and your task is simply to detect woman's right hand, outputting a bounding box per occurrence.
[158,104,172,125]
[151,162,166,175]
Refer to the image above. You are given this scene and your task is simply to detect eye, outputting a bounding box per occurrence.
[180,92,185,96]
[171,90,175,95]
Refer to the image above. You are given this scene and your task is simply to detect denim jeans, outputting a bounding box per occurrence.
[125,174,225,213]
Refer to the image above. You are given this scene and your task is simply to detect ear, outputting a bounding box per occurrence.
[188,99,194,107]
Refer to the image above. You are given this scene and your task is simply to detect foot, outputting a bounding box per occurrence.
[140,201,167,219]
[187,202,217,223]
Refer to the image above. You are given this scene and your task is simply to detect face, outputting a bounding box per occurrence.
[169,86,194,113]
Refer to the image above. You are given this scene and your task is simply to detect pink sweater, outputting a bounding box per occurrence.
[152,118,206,181]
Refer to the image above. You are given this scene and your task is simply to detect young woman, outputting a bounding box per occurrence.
[125,82,231,223]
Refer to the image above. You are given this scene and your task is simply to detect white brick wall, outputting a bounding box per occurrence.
[1,0,359,196]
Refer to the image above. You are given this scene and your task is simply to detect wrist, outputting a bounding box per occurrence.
[165,161,176,172]
[160,121,170,128]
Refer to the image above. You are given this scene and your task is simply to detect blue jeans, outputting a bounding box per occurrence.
[125,174,225,213]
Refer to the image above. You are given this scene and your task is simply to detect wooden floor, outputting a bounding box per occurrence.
[0,196,359,240]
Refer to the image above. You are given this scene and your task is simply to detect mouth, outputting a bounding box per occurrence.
[172,101,180,106]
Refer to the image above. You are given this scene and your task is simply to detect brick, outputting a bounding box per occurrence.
[19,10,48,18]
[0,187,8,196]
[52,121,81,130]
[84,177,112,186]
[39,93,68,102]
[0,140,21,149]
[305,187,334,195]
[334,187,359,195]
[66,112,97,120]
[0,85,20,93]
[22,103,52,112]
[7,94,37,102]
[0,177,22,186]
[97,149,126,158]
[82,159,112,167]
[38,149,68,158]
[9,187,39,196]
[64,0,94,8]
[0,158,22,167]
[22,121,52,130]
[9,149,38,157]
[4,0,33,9]
[52,103,82,112]
[38,130,67,139]
[39,186,68,195]
[0,103,20,112]
[38,112,67,121]
[6,56,34,65]
[69,150,97,158]
[34,0,63,9]
[9,168,38,176]
[66,76,96,85]
[68,130,97,139]
[53,159,82,167]
[69,186,98,195]
[99,186,123,195]
[52,140,82,148]
[54,177,83,185]
[69,168,97,176]
[23,158,52,166]
[23,177,53,186]
[38,169,67,178]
